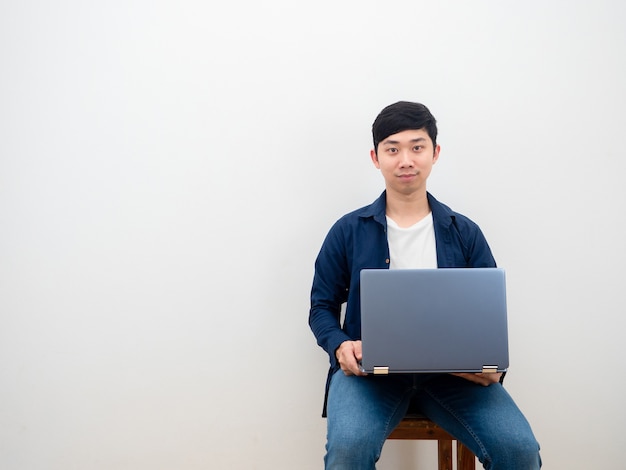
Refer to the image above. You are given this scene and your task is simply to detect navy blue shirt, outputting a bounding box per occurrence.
[309,191,496,415]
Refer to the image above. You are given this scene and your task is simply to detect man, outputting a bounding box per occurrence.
[309,101,541,469]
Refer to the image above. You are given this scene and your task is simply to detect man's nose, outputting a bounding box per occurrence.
[399,150,414,167]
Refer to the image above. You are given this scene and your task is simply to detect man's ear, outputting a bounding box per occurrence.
[432,144,441,164]
[370,149,380,168]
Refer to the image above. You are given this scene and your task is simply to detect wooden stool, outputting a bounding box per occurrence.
[388,414,476,470]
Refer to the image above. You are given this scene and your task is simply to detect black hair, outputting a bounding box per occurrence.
[372,101,438,152]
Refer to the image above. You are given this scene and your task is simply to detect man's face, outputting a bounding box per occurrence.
[370,128,440,196]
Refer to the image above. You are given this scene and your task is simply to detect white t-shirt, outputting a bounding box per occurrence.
[386,213,438,269]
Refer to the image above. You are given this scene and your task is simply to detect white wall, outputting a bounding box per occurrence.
[1,1,625,468]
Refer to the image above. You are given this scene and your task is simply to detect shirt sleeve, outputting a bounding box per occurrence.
[451,214,497,268]
[309,220,352,368]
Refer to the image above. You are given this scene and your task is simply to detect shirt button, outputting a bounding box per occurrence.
[385,258,390,264]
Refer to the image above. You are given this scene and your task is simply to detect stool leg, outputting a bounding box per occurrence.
[457,441,476,470]
[437,438,453,470]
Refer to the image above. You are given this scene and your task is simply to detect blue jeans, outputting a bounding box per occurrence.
[325,370,541,469]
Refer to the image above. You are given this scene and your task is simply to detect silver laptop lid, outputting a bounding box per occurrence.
[359,268,509,374]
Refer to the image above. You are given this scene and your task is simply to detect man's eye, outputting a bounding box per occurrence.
[388,148,398,153]
[413,146,423,151]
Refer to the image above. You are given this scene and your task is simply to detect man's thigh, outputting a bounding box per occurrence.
[326,370,414,439]
[414,374,539,464]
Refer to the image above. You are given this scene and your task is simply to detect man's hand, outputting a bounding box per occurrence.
[335,340,367,376]
[451,372,503,386]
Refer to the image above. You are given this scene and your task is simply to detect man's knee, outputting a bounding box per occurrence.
[324,431,381,469]
[484,436,541,469]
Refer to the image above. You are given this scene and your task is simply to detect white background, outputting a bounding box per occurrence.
[1,1,625,468]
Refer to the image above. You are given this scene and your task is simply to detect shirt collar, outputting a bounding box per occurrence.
[358,191,455,227]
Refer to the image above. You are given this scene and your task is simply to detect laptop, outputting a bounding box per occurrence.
[359,268,509,375]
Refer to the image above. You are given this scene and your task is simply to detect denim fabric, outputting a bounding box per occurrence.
[309,191,497,415]
[325,370,541,470]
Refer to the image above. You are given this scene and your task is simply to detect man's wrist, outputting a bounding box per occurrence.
[335,341,346,361]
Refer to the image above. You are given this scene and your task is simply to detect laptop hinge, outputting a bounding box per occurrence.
[373,366,389,375]
[482,365,498,374]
